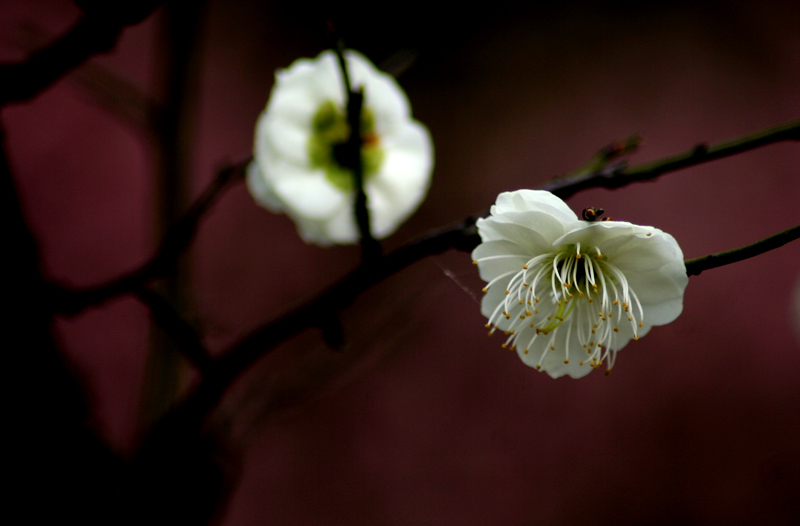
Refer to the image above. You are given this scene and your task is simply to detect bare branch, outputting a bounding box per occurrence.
[52,158,248,315]
[544,119,800,199]
[0,1,166,105]
[332,42,382,262]
[135,287,213,372]
[685,224,800,277]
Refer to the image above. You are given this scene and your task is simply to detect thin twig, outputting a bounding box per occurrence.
[0,1,165,105]
[544,119,800,199]
[135,287,213,372]
[685,224,800,277]
[333,44,381,262]
[51,158,248,315]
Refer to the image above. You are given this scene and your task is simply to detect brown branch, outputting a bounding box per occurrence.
[51,158,248,315]
[135,287,213,372]
[332,43,382,262]
[0,1,166,105]
[157,217,480,431]
[544,118,800,199]
[685,224,800,277]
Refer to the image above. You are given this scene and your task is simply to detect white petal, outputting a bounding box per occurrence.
[275,51,345,105]
[515,326,594,379]
[345,50,411,135]
[471,240,530,281]
[272,171,346,219]
[245,160,286,212]
[477,213,566,250]
[480,284,517,328]
[257,113,310,166]
[493,190,578,223]
[320,199,360,244]
[367,121,433,237]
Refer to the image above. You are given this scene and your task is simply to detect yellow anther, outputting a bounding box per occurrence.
[505,290,510,295]
[536,365,541,370]
[628,316,634,321]
[564,359,570,364]
[524,349,529,354]
[472,260,478,265]
[482,287,488,293]
[519,300,524,305]
[550,345,555,351]
[638,322,643,327]
[613,327,619,332]
[523,264,528,269]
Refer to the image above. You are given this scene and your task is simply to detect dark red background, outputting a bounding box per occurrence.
[3,0,800,524]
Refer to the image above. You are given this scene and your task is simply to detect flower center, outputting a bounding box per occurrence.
[476,243,645,373]
[308,100,385,191]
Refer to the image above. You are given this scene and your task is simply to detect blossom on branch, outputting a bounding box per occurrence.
[247,50,434,245]
[472,190,688,378]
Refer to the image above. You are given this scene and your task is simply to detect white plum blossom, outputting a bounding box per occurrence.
[472,190,688,379]
[247,49,433,246]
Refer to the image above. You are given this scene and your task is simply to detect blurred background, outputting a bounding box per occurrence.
[2,0,799,524]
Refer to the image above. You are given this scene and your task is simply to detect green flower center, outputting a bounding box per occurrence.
[307,100,385,192]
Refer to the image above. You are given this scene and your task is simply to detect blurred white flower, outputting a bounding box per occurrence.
[472,190,688,379]
[247,49,433,245]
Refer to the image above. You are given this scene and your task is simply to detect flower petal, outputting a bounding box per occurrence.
[271,170,347,219]
[248,49,433,246]
[477,213,568,251]
[366,121,433,237]
[471,240,530,282]
[493,190,578,223]
[246,160,285,212]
